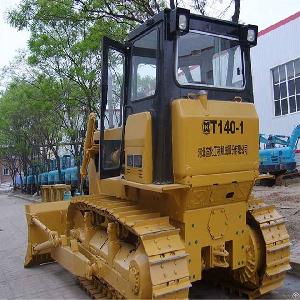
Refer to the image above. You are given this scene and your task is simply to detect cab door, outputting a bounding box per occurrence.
[100,37,127,179]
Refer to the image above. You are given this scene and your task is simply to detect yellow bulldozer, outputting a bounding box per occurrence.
[24,8,290,299]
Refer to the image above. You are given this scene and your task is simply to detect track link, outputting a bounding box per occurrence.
[248,199,291,297]
[78,276,124,299]
[69,195,191,299]
[207,198,291,298]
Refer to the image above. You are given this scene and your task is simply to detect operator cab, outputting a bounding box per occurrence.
[100,8,258,183]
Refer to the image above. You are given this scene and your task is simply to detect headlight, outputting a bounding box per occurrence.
[241,25,258,46]
[247,29,256,42]
[178,14,188,31]
[168,8,190,38]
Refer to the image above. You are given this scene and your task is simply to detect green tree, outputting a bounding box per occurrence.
[7,0,134,178]
[0,76,65,186]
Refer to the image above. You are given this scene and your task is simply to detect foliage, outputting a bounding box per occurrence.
[9,0,166,29]
[0,77,63,175]
[0,75,88,185]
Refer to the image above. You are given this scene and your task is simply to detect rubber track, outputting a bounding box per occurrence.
[70,195,191,299]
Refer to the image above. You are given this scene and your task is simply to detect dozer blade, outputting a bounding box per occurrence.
[24,201,69,268]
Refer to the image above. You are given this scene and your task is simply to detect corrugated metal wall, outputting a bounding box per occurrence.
[251,17,300,136]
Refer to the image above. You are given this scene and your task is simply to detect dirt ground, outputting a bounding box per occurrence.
[252,177,300,248]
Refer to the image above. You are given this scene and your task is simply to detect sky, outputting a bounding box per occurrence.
[0,0,30,70]
[0,0,300,70]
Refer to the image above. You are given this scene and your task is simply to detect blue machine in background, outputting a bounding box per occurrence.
[47,159,57,185]
[47,155,74,185]
[259,124,300,174]
[39,171,49,185]
[23,164,42,194]
[65,156,81,191]
[53,155,72,184]
[37,161,49,187]
[22,154,83,195]
[24,166,37,194]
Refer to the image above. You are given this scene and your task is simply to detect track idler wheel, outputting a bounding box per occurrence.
[233,225,263,290]
[128,246,152,299]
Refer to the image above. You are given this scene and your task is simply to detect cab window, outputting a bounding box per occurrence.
[105,49,124,129]
[177,31,244,89]
[130,29,158,100]
[103,48,124,170]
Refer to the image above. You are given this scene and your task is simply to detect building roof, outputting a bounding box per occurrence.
[258,11,300,37]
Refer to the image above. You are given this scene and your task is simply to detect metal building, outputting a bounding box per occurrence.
[251,11,300,136]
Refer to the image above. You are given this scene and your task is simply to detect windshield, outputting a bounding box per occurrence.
[177,31,244,89]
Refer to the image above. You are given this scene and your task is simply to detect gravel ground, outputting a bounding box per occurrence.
[252,178,300,246]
